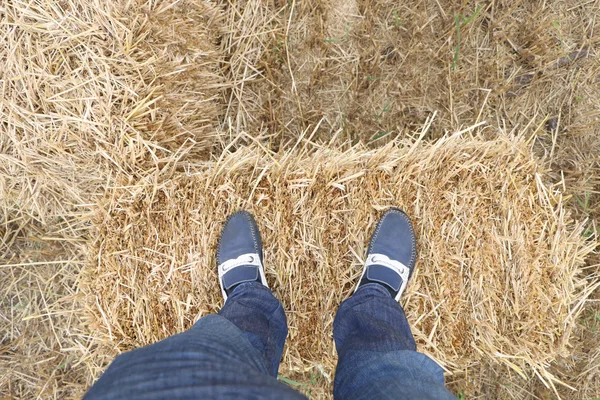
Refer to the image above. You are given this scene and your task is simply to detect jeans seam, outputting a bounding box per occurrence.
[265,301,285,376]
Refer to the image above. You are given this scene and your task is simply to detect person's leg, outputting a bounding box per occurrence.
[85,283,303,400]
[333,284,454,400]
[333,208,455,400]
[218,281,288,377]
[85,211,306,400]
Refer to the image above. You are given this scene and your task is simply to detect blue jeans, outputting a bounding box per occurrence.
[85,283,454,399]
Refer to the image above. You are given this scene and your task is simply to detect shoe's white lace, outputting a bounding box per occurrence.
[218,252,266,301]
[218,253,261,273]
[364,253,411,299]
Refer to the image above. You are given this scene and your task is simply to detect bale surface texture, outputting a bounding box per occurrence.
[83,135,591,393]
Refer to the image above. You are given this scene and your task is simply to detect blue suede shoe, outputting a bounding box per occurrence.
[216,211,268,301]
[355,208,417,301]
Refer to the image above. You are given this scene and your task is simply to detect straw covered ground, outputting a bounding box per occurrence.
[1,0,599,398]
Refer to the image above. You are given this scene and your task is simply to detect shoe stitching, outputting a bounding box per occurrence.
[218,211,262,271]
[243,212,260,257]
[367,208,416,270]
[216,212,235,266]
[366,212,385,256]
[396,210,417,269]
[242,212,267,288]
[217,210,252,266]
[217,211,264,297]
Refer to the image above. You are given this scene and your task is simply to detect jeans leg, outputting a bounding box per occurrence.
[333,284,455,400]
[218,281,288,376]
[84,282,305,400]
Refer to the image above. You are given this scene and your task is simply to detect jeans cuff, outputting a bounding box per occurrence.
[355,283,392,297]
[230,281,268,296]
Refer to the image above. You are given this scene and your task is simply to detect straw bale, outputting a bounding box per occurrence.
[82,134,594,395]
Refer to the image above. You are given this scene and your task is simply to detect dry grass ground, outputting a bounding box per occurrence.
[1,0,224,396]
[222,0,599,143]
[1,0,599,398]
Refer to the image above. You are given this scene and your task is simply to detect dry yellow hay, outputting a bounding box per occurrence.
[0,0,223,397]
[2,0,599,398]
[82,134,595,397]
